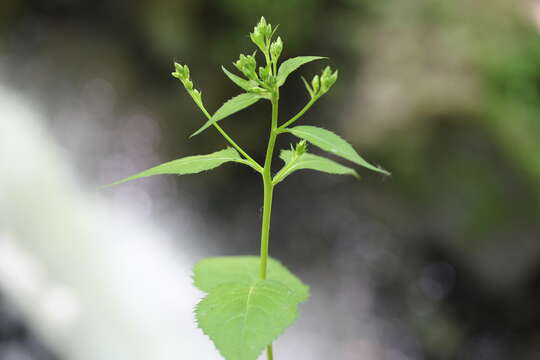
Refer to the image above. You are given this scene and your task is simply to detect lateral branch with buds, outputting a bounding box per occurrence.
[108,17,389,360]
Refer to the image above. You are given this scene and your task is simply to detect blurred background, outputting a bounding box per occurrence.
[1,0,540,359]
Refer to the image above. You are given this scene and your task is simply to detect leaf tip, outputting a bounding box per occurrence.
[377,166,391,177]
[189,127,204,138]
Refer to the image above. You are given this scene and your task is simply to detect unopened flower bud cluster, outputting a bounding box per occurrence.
[304,66,338,99]
[172,62,202,105]
[172,16,339,111]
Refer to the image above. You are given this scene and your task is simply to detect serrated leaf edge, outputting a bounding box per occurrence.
[285,126,391,176]
[195,279,301,360]
[191,93,262,137]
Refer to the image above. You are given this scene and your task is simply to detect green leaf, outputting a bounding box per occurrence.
[196,279,299,360]
[284,126,390,175]
[106,148,241,186]
[222,66,258,92]
[274,150,358,184]
[276,56,326,87]
[193,256,309,303]
[193,257,309,359]
[191,93,262,137]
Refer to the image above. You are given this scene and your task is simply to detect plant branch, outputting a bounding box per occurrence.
[196,101,263,173]
[277,95,320,130]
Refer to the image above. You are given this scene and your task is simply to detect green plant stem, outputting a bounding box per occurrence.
[277,95,319,130]
[260,93,279,278]
[198,103,263,173]
[259,172,273,280]
[266,345,274,360]
[260,91,279,360]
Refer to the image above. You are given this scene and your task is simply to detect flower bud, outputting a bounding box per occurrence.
[250,17,271,50]
[259,66,270,81]
[245,55,256,72]
[320,66,338,93]
[329,70,338,86]
[321,66,332,81]
[172,62,190,81]
[250,17,275,52]
[311,75,320,94]
[258,16,267,29]
[250,29,264,49]
[258,17,272,38]
[295,140,308,156]
[234,54,258,80]
[270,37,283,62]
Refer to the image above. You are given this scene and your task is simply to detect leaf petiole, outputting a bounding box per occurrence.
[235,158,263,172]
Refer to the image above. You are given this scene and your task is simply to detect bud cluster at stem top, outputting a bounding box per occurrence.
[172,17,340,110]
[250,17,273,53]
[245,17,284,91]
[303,66,339,99]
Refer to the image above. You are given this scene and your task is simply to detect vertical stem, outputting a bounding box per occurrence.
[259,93,279,279]
[260,92,279,359]
[259,171,273,280]
[266,345,274,360]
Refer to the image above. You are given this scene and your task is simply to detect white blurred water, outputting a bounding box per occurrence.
[0,83,221,360]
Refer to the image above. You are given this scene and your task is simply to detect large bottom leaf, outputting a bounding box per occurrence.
[196,279,299,360]
[193,256,309,360]
[193,256,309,303]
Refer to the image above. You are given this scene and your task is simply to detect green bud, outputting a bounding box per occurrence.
[250,17,275,52]
[245,55,256,72]
[311,75,320,93]
[250,29,264,49]
[270,37,283,62]
[250,17,270,50]
[295,140,308,156]
[329,70,338,86]
[258,17,272,38]
[321,66,332,81]
[259,66,270,81]
[320,66,338,93]
[184,79,193,90]
[234,54,258,80]
[172,62,190,81]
